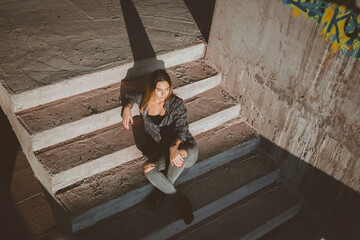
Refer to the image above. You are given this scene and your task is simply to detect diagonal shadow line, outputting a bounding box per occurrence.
[183,0,216,42]
[119,0,165,152]
[260,136,360,240]
[0,107,31,239]
[120,0,156,61]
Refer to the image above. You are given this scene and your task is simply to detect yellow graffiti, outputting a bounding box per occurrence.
[321,5,347,52]
[321,50,337,68]
[285,0,360,60]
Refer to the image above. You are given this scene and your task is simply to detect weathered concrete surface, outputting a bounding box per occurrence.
[8,147,60,239]
[207,0,359,190]
[178,154,278,212]
[36,85,236,175]
[74,153,277,239]
[72,136,260,233]
[48,105,239,193]
[37,122,137,174]
[16,59,217,134]
[10,150,43,203]
[0,0,203,95]
[29,74,221,154]
[259,215,323,240]
[206,0,360,239]
[14,193,59,238]
[1,93,61,240]
[0,0,206,207]
[170,185,298,240]
[55,118,256,217]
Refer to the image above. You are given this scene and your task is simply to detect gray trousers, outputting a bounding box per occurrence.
[144,141,198,194]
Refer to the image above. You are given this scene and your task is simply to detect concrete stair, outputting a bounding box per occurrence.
[2,43,302,238]
[168,184,300,240]
[18,59,230,193]
[0,44,206,196]
[57,118,259,233]
[72,152,299,240]
[258,215,323,240]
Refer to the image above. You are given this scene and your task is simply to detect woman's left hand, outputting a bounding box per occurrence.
[169,146,184,168]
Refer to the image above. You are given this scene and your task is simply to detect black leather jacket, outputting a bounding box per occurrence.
[123,91,196,147]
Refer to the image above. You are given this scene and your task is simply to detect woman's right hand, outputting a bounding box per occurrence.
[170,146,185,168]
[122,105,134,130]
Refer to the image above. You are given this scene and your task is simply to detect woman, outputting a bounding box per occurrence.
[122,69,198,224]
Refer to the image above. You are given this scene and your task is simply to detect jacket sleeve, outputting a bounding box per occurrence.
[172,98,189,143]
[123,90,143,108]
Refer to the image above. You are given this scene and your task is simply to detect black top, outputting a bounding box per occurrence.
[148,114,165,126]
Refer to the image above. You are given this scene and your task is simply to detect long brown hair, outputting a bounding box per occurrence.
[140,69,176,113]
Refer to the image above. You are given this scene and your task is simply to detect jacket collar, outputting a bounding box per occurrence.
[164,99,170,111]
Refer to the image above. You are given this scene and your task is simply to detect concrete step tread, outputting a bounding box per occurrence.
[169,184,299,240]
[258,215,323,240]
[16,58,217,134]
[36,85,238,176]
[1,0,204,97]
[73,153,279,239]
[55,118,257,217]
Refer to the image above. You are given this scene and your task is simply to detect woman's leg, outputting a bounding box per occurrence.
[143,151,177,194]
[167,143,198,184]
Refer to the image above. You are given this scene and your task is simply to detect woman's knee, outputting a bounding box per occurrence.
[184,145,198,167]
[143,162,156,173]
[178,148,188,158]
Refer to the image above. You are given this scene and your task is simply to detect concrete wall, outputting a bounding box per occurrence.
[206,0,360,239]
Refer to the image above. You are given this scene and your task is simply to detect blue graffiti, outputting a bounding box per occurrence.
[283,0,360,59]
[283,0,329,23]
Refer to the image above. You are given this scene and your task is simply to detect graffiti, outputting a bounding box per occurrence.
[283,0,360,60]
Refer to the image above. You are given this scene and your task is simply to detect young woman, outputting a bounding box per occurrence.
[122,69,198,224]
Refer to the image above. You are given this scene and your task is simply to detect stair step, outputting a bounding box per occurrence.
[16,58,217,135]
[29,75,222,152]
[11,43,206,112]
[39,86,240,192]
[74,153,279,238]
[168,185,300,240]
[258,215,323,240]
[55,118,258,232]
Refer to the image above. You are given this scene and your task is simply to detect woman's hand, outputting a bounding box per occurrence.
[170,146,185,168]
[122,104,134,130]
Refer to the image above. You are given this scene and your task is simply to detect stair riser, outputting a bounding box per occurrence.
[71,137,260,232]
[11,44,205,113]
[239,204,300,240]
[190,105,240,136]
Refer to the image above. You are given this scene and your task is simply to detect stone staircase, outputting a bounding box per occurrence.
[1,44,301,239]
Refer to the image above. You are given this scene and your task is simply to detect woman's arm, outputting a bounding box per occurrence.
[122,90,143,130]
[123,90,143,108]
[122,103,133,130]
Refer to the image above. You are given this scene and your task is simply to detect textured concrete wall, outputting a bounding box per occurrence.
[206,0,360,239]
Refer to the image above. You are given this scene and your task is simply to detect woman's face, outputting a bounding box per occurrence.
[153,81,170,102]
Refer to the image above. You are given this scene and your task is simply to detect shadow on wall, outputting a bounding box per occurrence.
[261,137,360,240]
[183,0,216,42]
[0,108,31,239]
